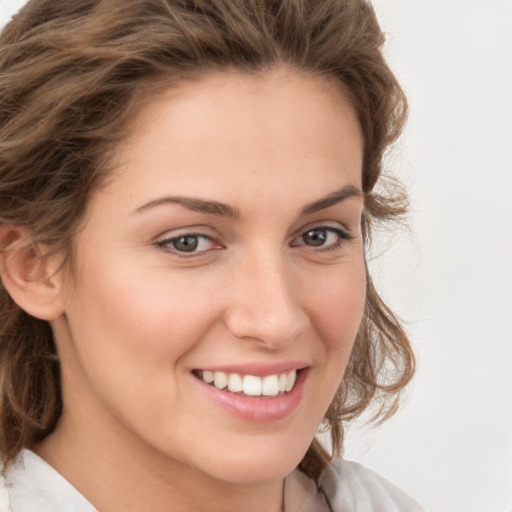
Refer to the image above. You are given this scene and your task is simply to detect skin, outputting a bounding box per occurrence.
[35,67,366,512]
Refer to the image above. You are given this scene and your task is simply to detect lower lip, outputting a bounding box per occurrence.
[194,369,308,423]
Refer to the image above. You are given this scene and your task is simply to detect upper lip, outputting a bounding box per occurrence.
[194,361,309,377]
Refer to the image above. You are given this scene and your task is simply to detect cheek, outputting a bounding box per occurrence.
[69,272,220,371]
[294,259,366,430]
[309,260,367,353]
[59,268,224,431]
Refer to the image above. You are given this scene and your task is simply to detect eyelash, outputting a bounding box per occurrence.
[291,226,354,252]
[155,233,218,258]
[155,226,353,258]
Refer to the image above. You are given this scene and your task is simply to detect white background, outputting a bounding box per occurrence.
[343,2,512,512]
[1,1,511,511]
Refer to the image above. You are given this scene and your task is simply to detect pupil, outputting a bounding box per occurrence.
[173,236,198,252]
[304,229,326,246]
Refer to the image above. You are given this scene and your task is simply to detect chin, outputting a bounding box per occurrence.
[196,436,310,484]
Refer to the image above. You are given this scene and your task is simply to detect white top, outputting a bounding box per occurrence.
[0,449,425,511]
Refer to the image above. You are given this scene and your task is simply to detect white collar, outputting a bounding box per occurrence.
[5,449,96,512]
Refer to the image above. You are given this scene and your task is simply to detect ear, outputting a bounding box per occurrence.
[0,225,65,321]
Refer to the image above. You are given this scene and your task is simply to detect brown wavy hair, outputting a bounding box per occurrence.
[0,0,414,479]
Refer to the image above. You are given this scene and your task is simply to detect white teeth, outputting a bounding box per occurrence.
[228,373,243,393]
[199,369,298,396]
[262,375,279,396]
[213,371,228,390]
[278,373,287,393]
[243,375,262,396]
[203,370,214,384]
[285,370,296,392]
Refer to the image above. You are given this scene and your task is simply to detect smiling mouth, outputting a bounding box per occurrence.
[193,369,298,397]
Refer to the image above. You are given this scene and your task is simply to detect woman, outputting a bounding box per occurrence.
[0,0,423,510]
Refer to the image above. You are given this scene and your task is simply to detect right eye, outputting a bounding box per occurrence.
[155,233,217,256]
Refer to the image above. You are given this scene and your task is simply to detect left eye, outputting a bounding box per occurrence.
[157,234,214,254]
[293,227,349,249]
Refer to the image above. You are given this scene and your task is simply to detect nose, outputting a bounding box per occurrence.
[223,250,310,349]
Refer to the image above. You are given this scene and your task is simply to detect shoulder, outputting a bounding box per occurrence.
[318,457,425,512]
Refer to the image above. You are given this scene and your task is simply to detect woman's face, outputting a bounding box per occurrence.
[50,68,366,484]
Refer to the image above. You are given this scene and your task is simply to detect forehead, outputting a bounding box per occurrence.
[102,67,364,211]
[125,67,360,144]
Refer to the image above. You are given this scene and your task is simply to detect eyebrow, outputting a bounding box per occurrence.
[133,185,362,219]
[133,196,241,219]
[300,185,362,215]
